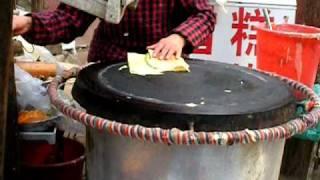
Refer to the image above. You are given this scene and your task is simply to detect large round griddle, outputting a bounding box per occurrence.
[72,60,295,131]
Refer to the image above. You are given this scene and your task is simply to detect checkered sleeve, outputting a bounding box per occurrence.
[23,3,96,45]
[172,0,216,48]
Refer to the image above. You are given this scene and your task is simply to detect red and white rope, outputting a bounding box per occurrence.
[48,66,320,145]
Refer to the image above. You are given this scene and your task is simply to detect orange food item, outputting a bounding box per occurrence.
[18,110,48,125]
[16,62,57,78]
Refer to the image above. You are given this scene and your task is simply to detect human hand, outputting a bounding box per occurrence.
[12,15,32,36]
[147,34,185,60]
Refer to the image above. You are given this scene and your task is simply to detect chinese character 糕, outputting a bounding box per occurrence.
[231,7,250,56]
[231,8,274,56]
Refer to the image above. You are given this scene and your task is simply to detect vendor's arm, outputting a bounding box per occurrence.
[13,3,95,45]
[149,0,216,60]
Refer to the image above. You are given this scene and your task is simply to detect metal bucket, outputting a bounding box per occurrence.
[87,128,285,180]
[71,60,295,180]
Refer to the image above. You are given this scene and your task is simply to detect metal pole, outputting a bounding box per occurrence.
[0,0,13,179]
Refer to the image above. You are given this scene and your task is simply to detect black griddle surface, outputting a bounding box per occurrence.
[79,60,294,116]
[72,60,295,131]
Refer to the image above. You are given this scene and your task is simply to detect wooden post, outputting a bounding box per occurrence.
[296,0,320,27]
[297,0,320,84]
[4,62,19,180]
[0,0,13,179]
[31,0,45,12]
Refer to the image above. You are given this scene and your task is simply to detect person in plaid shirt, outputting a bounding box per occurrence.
[13,0,215,62]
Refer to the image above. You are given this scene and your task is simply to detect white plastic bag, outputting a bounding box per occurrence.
[15,65,51,112]
[14,36,56,63]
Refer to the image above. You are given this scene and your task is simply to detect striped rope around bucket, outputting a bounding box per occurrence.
[48,65,320,146]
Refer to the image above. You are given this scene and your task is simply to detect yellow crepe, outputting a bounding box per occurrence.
[127,51,190,76]
[127,53,163,76]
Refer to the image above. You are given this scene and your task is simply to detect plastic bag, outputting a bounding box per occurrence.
[14,36,56,63]
[15,65,51,112]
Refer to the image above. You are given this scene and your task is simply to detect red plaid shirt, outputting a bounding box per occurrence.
[23,0,215,62]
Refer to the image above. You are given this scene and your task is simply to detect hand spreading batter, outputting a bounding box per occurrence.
[127,50,190,76]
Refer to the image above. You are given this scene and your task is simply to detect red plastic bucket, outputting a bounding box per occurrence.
[20,138,85,180]
[256,24,320,90]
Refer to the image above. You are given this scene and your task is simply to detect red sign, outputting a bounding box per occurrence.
[192,34,213,55]
[231,8,274,57]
